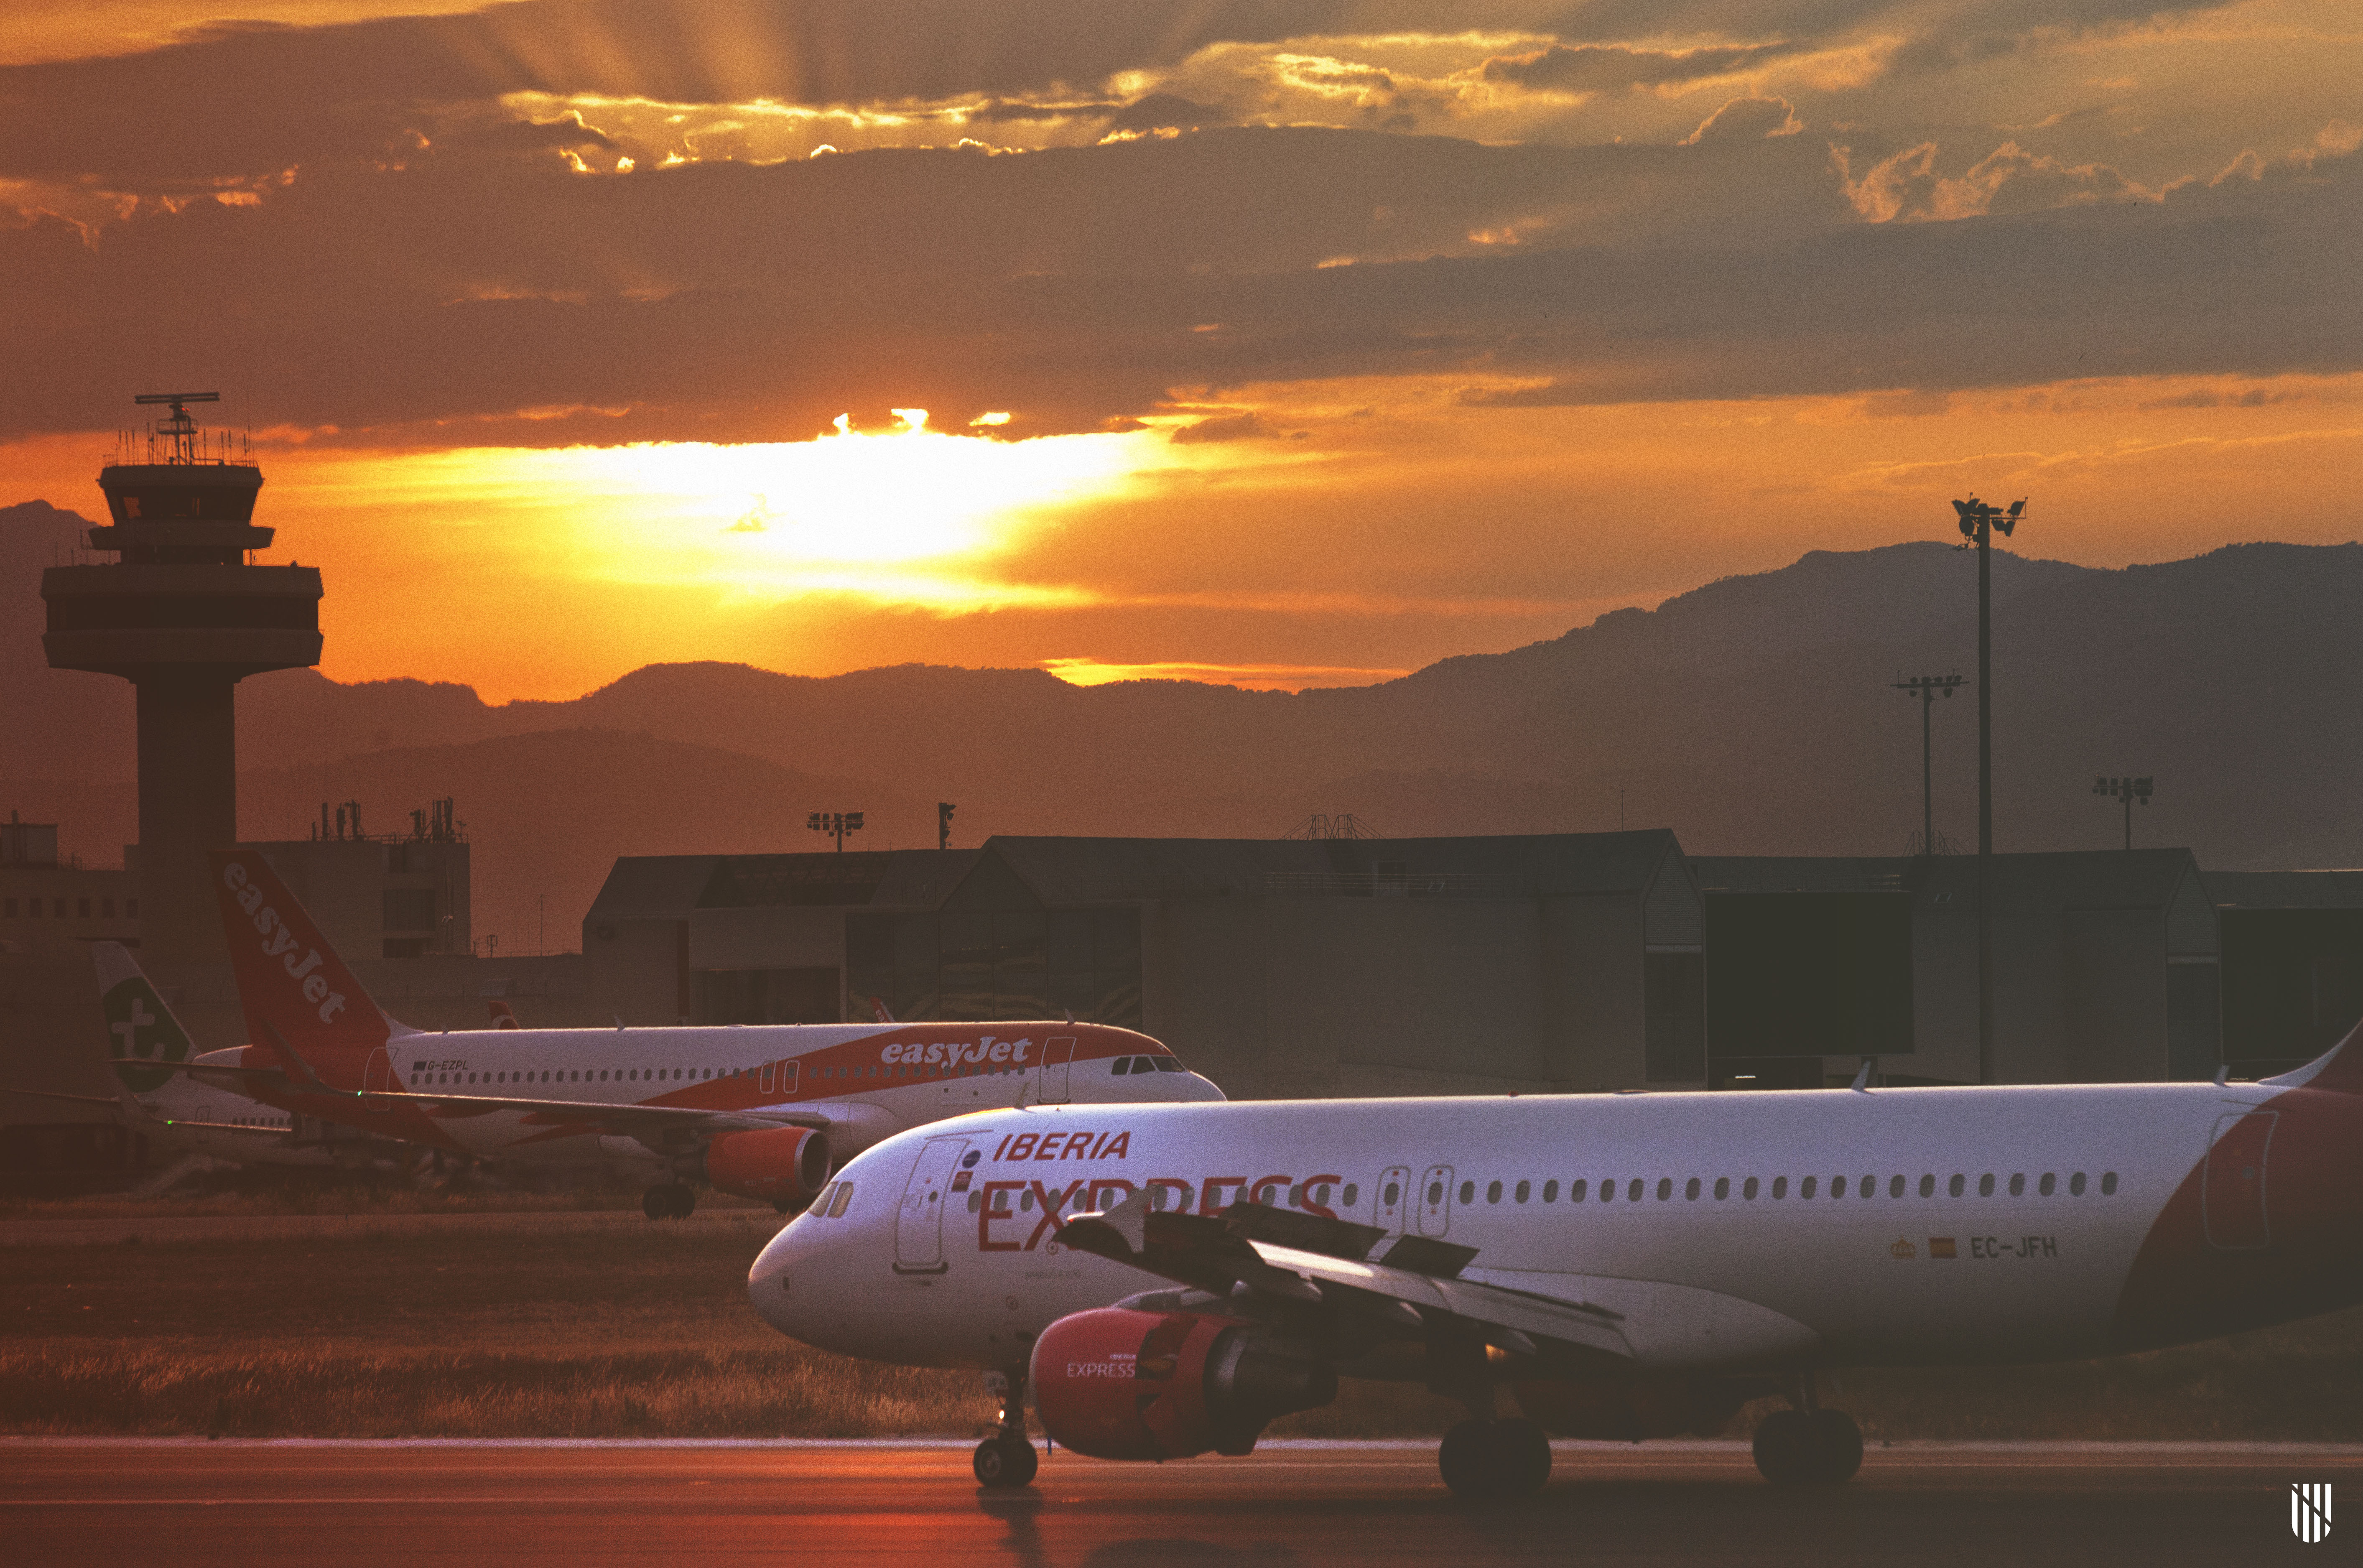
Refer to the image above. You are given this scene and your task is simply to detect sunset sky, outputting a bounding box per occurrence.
[3,0,2358,701]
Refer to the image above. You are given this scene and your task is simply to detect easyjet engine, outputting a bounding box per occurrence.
[1030,1308,1337,1461]
[693,1127,830,1207]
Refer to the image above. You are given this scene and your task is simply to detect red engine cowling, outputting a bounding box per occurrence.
[1512,1374,1746,1439]
[700,1127,830,1206]
[1030,1308,1337,1461]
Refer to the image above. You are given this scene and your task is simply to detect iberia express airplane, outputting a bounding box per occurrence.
[198,849,1222,1216]
[749,1043,2363,1492]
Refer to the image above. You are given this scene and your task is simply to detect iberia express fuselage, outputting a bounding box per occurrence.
[755,1066,2363,1373]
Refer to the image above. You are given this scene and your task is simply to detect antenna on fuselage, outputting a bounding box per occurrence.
[1849,1058,1876,1092]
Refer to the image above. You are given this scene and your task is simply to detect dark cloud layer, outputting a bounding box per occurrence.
[3,117,2355,446]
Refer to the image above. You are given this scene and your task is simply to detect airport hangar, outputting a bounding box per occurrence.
[576,831,2310,1098]
[15,824,2363,1182]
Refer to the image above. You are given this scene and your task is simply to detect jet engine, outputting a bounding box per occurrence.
[1512,1374,1746,1439]
[695,1127,830,1206]
[1030,1308,1336,1461]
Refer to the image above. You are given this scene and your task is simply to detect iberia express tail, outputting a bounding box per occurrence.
[210,849,413,1077]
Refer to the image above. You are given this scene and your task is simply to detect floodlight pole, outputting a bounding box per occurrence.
[1893,674,1961,855]
[1953,497,2026,1086]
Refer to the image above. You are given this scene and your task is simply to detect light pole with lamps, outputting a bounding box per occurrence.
[2093,775,2153,850]
[1893,673,1963,855]
[1952,495,2026,1086]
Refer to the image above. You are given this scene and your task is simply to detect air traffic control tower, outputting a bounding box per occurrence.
[41,393,322,962]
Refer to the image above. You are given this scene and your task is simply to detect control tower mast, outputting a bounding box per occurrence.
[41,393,322,963]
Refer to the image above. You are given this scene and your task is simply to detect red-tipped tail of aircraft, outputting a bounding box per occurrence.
[2264,1021,2363,1094]
[210,849,409,1068]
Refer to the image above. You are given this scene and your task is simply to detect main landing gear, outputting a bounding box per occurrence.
[641,1183,696,1221]
[1437,1417,1552,1500]
[973,1370,1040,1489]
[1752,1379,1863,1487]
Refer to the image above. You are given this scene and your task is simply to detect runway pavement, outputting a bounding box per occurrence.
[0,1206,788,1247]
[3,1441,2353,1566]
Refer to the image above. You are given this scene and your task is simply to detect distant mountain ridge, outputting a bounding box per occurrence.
[7,496,2360,948]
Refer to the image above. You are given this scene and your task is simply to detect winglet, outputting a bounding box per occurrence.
[210,850,409,1064]
[1063,1185,1152,1257]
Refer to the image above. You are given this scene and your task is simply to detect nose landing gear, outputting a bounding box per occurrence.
[973,1369,1040,1489]
[1752,1379,1863,1486]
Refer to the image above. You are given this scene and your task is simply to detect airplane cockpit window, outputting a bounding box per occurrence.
[827,1183,854,1218]
[1154,1058,1184,1072]
[1111,1057,1132,1074]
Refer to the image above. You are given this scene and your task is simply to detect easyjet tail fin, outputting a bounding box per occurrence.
[209,850,414,1063]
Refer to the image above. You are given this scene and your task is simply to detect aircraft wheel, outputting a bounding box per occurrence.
[973,1435,1038,1489]
[1439,1419,1507,1499]
[1752,1409,1818,1486]
[1492,1416,1552,1497]
[641,1187,670,1221]
[1805,1408,1863,1484]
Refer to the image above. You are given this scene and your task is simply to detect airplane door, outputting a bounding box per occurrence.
[777,1059,800,1096]
[363,1048,394,1107]
[896,1137,966,1272]
[1417,1164,1454,1237]
[1042,1037,1076,1104]
[2203,1110,2275,1249]
[1375,1165,1411,1232]
[759,1061,775,1096]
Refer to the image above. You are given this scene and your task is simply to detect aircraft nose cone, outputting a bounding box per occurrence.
[747,1222,809,1338]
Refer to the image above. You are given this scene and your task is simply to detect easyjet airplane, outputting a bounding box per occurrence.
[750,1039,2363,1493]
[195,849,1223,1217]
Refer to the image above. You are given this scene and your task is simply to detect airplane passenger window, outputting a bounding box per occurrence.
[1830,1176,1846,1198]
[968,1193,981,1212]
[2039,1173,2056,1196]
[1949,1174,1964,1196]
[1862,1175,1876,1199]
[1313,1183,1330,1206]
[1627,1179,1643,1201]
[1343,1183,1358,1208]
[1891,1175,1906,1198]
[1487,1181,1503,1204]
[1568,1180,1585,1201]
[1598,1180,1614,1202]
[1770,1177,1786,1198]
[2009,1173,2026,1196]
[1685,1178,1700,1200]
[1543,1181,1559,1203]
[1428,1181,1443,1205]
[2101,1172,2118,1195]
[1021,1191,1035,1211]
[1384,1181,1400,1206]
[1514,1180,1529,1203]
[1979,1173,1996,1196]
[1801,1177,1817,1198]
[1657,1178,1672,1201]
[2070,1172,2087,1196]
[1459,1181,1475,1205]
[1714,1178,1730,1199]
[1743,1177,1759,1199]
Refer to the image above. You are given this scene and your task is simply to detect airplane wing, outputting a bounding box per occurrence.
[3,1086,127,1108]
[1060,1193,1631,1362]
[110,1058,828,1137]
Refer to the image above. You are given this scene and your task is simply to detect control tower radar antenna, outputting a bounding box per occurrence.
[133,391,222,466]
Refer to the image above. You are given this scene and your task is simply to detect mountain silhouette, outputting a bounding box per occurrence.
[8,497,2360,948]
